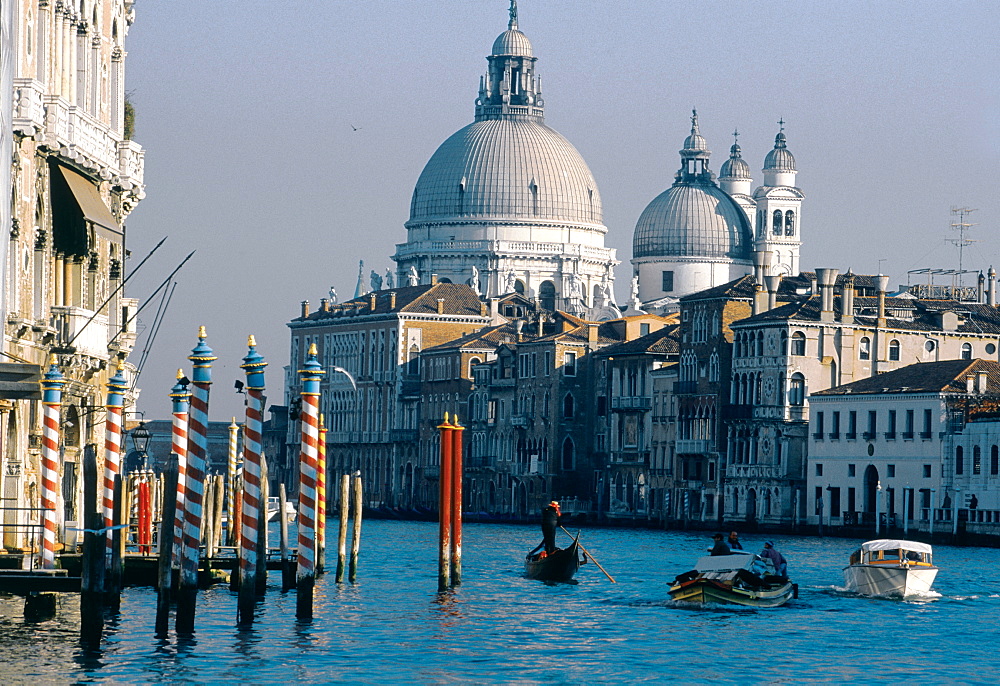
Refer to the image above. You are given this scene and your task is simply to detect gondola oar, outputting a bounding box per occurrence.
[561,526,616,583]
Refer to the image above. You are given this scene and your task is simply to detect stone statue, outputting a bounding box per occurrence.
[568,273,584,301]
[504,269,518,294]
[407,265,419,287]
[468,265,482,296]
[328,286,338,304]
[384,269,394,290]
[370,269,382,292]
[630,274,640,303]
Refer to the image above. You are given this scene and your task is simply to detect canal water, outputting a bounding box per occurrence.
[2,521,1000,683]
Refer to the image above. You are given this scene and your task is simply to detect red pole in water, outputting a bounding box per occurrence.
[138,474,152,555]
[437,413,454,592]
[451,417,464,586]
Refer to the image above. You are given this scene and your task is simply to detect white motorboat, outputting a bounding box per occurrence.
[843,539,937,597]
[267,496,297,523]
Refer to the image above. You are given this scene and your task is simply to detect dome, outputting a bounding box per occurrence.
[719,143,751,180]
[408,117,603,227]
[633,183,753,260]
[764,131,796,171]
[492,29,533,57]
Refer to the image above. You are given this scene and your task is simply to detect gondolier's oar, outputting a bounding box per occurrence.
[561,526,616,583]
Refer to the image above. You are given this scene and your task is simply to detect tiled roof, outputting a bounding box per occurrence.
[292,283,486,322]
[423,323,526,353]
[814,359,1000,396]
[594,324,681,357]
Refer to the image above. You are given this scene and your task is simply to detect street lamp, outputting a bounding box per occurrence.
[132,421,152,469]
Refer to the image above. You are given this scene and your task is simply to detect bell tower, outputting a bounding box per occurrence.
[753,120,803,276]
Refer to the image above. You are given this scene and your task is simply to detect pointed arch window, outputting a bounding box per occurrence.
[772,210,783,235]
[563,393,575,419]
[561,437,575,470]
[784,210,795,236]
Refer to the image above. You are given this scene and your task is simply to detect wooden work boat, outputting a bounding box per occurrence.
[524,534,583,582]
[843,539,938,597]
[669,552,795,608]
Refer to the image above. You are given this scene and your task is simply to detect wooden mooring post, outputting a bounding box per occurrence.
[155,455,179,636]
[80,443,105,645]
[336,473,349,583]
[349,472,362,583]
[279,483,294,591]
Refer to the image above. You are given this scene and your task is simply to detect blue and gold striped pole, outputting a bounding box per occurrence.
[296,343,325,619]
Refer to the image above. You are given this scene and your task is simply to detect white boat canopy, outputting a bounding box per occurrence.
[860,539,932,554]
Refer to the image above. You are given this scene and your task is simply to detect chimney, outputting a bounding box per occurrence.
[430,273,439,285]
[979,272,986,304]
[300,300,310,317]
[978,370,989,394]
[764,274,781,312]
[588,322,599,343]
[989,266,996,307]
[369,293,377,311]
[515,319,525,342]
[966,374,975,394]
[840,271,855,324]
[389,291,397,309]
[320,298,330,312]
[876,274,890,326]
[753,250,773,288]
[816,268,839,322]
[808,274,818,296]
[436,297,445,315]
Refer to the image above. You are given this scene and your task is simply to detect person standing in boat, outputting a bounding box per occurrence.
[760,541,788,579]
[727,531,743,550]
[541,501,563,554]
[710,533,731,556]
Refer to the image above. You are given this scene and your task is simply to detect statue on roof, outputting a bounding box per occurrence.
[504,269,518,294]
[468,265,482,296]
[385,268,394,290]
[329,286,338,304]
[370,269,382,292]
[407,265,420,287]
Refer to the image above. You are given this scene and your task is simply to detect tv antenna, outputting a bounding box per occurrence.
[947,206,977,274]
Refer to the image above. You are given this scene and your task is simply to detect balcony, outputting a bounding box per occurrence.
[812,432,824,440]
[511,415,531,428]
[845,432,857,440]
[50,306,108,359]
[675,439,711,455]
[389,429,419,442]
[919,431,933,440]
[862,431,876,441]
[884,431,897,440]
[611,396,652,411]
[902,431,915,440]
[828,432,841,440]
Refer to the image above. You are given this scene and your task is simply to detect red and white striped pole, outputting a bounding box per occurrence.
[103,365,127,562]
[317,416,327,574]
[238,335,266,625]
[39,356,66,570]
[227,418,239,547]
[169,370,190,572]
[177,327,215,634]
[296,343,324,619]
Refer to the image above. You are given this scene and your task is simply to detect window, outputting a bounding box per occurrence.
[563,351,577,376]
[962,343,973,360]
[640,323,650,336]
[773,209,783,235]
[904,409,914,439]
[815,463,823,477]
[974,445,982,475]
[848,464,856,477]
[563,393,575,418]
[865,410,877,439]
[923,464,931,478]
[831,411,841,438]
[561,437,575,470]
[987,343,997,355]
[662,271,674,292]
[597,396,607,416]
[992,445,999,475]
[784,210,795,236]
[814,412,825,439]
[889,339,900,361]
[956,446,964,475]
[888,464,896,478]
[848,410,857,439]
[886,410,897,439]
[859,337,871,361]
[791,331,806,356]
[789,373,805,406]
[922,409,933,438]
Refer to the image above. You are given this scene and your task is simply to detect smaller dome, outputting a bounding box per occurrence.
[764,131,797,171]
[720,143,751,179]
[492,29,533,57]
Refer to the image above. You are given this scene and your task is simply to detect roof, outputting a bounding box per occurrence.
[492,28,533,57]
[291,283,486,323]
[812,359,1000,396]
[763,131,796,171]
[593,324,680,357]
[423,323,525,353]
[860,539,932,554]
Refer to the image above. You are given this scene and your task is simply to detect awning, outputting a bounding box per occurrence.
[54,165,121,239]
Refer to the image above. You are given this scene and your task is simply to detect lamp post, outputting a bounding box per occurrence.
[132,421,152,470]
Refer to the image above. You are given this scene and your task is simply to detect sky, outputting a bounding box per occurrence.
[123,0,1000,420]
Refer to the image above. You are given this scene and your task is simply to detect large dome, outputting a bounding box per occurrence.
[633,183,753,259]
[407,118,603,227]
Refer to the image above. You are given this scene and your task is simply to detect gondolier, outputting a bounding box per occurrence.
[541,501,562,554]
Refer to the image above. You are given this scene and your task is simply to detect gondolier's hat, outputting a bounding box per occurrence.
[549,500,559,507]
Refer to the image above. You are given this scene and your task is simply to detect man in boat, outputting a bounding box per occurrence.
[760,541,788,579]
[541,501,563,554]
[727,531,743,550]
[710,533,731,556]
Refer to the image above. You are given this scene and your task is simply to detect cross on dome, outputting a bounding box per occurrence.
[777,117,785,132]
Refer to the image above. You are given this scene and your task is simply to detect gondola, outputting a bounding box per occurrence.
[524,533,584,582]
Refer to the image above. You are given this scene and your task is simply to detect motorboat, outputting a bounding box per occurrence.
[267,496,297,523]
[842,539,937,597]
[669,551,795,607]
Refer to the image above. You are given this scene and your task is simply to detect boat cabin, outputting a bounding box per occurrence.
[849,539,933,566]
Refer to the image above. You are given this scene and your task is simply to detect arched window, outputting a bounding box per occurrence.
[888,339,900,361]
[784,210,795,236]
[561,437,575,470]
[789,373,806,406]
[408,344,420,375]
[859,336,871,361]
[780,330,788,355]
[791,331,806,356]
[468,356,482,379]
[539,280,556,311]
[956,446,964,475]
[756,331,764,356]
[757,210,765,238]
[772,210,782,235]
[563,393,575,418]
[962,343,973,360]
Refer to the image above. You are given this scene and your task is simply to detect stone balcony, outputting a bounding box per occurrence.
[726,464,783,481]
[50,306,108,359]
[611,396,652,411]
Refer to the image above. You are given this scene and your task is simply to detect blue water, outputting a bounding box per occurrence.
[2,521,1000,684]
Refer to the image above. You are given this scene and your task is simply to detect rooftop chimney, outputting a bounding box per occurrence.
[320,298,330,312]
[989,266,996,307]
[389,291,397,309]
[515,319,525,342]
[816,268,839,322]
[764,274,781,312]
[978,370,989,394]
[753,250,773,288]
[588,322,599,343]
[967,374,975,394]
[430,273,439,285]
[979,272,986,304]
[808,274,818,296]
[840,271,855,324]
[300,300,310,318]
[369,293,377,311]
[436,297,445,315]
[876,274,890,326]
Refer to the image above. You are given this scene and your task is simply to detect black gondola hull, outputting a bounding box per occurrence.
[524,536,581,582]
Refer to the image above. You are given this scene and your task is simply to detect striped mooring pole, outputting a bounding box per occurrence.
[177,327,215,634]
[296,343,324,619]
[227,417,239,547]
[237,335,266,625]
[451,416,464,586]
[169,370,191,574]
[103,365,127,564]
[39,356,66,570]
[317,416,327,574]
[437,413,454,591]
